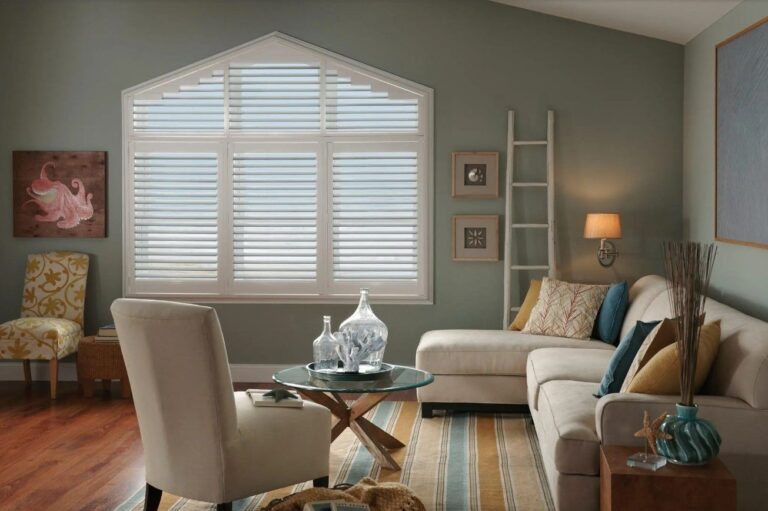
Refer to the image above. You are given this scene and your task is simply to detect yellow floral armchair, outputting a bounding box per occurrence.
[0,252,89,398]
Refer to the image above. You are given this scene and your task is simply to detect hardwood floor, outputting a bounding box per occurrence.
[0,380,416,510]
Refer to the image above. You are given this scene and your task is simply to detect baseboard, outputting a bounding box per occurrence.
[0,361,293,383]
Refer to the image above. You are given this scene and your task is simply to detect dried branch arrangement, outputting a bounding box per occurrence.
[662,241,717,407]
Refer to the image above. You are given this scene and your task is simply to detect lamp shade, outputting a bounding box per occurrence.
[584,213,622,239]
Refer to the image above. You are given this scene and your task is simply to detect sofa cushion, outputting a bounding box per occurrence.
[523,278,608,339]
[627,320,721,395]
[596,320,660,397]
[592,281,629,345]
[509,279,541,331]
[416,329,614,376]
[620,318,677,392]
[537,380,601,476]
[527,348,614,410]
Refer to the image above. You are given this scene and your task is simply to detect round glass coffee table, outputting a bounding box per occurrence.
[273,365,433,470]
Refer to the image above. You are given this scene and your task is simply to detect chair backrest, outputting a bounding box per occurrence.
[624,275,768,409]
[110,298,237,495]
[21,252,89,326]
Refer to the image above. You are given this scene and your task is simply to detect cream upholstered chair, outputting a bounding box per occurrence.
[0,251,89,399]
[111,298,331,511]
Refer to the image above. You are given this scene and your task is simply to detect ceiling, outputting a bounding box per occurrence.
[490,0,743,44]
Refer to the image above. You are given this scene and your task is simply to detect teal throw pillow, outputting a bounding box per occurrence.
[595,320,660,397]
[593,281,629,345]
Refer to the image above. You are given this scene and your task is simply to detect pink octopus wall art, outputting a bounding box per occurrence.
[13,151,106,238]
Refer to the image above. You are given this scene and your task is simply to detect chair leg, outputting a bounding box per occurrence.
[23,360,31,386]
[216,504,232,511]
[144,483,162,511]
[313,476,329,488]
[49,359,59,400]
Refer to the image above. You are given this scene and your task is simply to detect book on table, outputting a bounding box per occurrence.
[246,389,304,408]
[94,336,120,343]
[97,323,117,337]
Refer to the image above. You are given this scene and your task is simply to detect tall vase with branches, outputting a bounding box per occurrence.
[656,241,721,465]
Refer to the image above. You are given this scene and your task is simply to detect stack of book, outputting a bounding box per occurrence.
[95,324,119,344]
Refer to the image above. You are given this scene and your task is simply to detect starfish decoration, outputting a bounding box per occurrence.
[263,389,299,403]
[634,411,673,455]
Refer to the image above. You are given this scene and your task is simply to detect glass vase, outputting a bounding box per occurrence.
[656,403,721,465]
[312,315,339,371]
[338,288,388,371]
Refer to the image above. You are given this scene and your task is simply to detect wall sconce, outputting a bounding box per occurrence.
[584,213,622,267]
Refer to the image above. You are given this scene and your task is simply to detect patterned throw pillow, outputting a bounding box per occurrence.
[522,278,608,339]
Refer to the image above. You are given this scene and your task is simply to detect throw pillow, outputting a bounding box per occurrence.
[595,320,661,397]
[592,281,629,345]
[522,278,608,339]
[620,318,677,392]
[627,320,722,394]
[508,279,542,331]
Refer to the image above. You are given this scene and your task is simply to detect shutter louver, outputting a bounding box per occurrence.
[326,69,419,131]
[332,151,419,281]
[229,63,321,131]
[233,152,318,282]
[133,71,224,132]
[133,152,219,280]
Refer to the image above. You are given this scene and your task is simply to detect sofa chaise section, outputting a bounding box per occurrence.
[415,329,613,415]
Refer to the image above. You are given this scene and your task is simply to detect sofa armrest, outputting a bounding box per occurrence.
[596,393,764,450]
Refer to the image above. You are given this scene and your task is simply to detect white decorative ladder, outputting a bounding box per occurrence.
[502,110,557,328]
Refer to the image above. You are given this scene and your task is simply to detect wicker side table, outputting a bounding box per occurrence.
[77,336,131,398]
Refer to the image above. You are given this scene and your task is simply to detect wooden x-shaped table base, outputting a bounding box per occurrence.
[299,390,405,470]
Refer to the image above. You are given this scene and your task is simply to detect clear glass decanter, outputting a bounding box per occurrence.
[312,316,339,371]
[338,289,388,371]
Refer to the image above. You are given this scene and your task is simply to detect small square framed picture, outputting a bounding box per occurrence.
[452,215,499,261]
[452,152,499,198]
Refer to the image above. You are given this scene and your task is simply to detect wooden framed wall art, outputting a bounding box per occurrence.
[13,151,107,238]
[452,215,499,261]
[715,16,768,248]
[452,152,499,198]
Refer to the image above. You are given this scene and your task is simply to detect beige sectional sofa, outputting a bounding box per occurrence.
[416,275,768,511]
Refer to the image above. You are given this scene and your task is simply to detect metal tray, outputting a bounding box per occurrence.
[306,362,394,381]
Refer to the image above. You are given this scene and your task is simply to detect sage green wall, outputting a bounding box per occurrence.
[0,0,682,367]
[684,0,768,320]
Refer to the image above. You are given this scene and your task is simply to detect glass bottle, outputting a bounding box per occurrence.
[312,316,339,371]
[339,289,388,371]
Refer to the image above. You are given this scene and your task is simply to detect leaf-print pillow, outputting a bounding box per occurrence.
[522,278,608,339]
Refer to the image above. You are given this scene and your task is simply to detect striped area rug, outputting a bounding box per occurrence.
[116,402,554,511]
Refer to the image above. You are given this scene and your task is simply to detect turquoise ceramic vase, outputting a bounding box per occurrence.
[656,404,721,465]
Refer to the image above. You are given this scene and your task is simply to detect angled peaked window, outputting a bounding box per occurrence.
[122,33,433,302]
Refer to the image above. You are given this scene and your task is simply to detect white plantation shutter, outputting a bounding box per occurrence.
[229,63,321,131]
[330,143,425,297]
[133,70,224,132]
[124,33,432,301]
[129,144,222,295]
[326,66,419,131]
[232,146,319,294]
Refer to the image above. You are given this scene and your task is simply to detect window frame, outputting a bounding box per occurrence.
[122,32,433,304]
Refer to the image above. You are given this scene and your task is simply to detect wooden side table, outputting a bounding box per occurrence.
[600,445,736,511]
[77,336,131,399]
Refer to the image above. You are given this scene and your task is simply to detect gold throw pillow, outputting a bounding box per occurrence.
[620,318,677,392]
[508,279,541,331]
[627,320,721,394]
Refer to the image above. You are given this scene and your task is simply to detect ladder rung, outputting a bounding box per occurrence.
[512,182,548,187]
[509,307,521,312]
[510,265,550,270]
[513,140,547,146]
[511,223,548,228]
